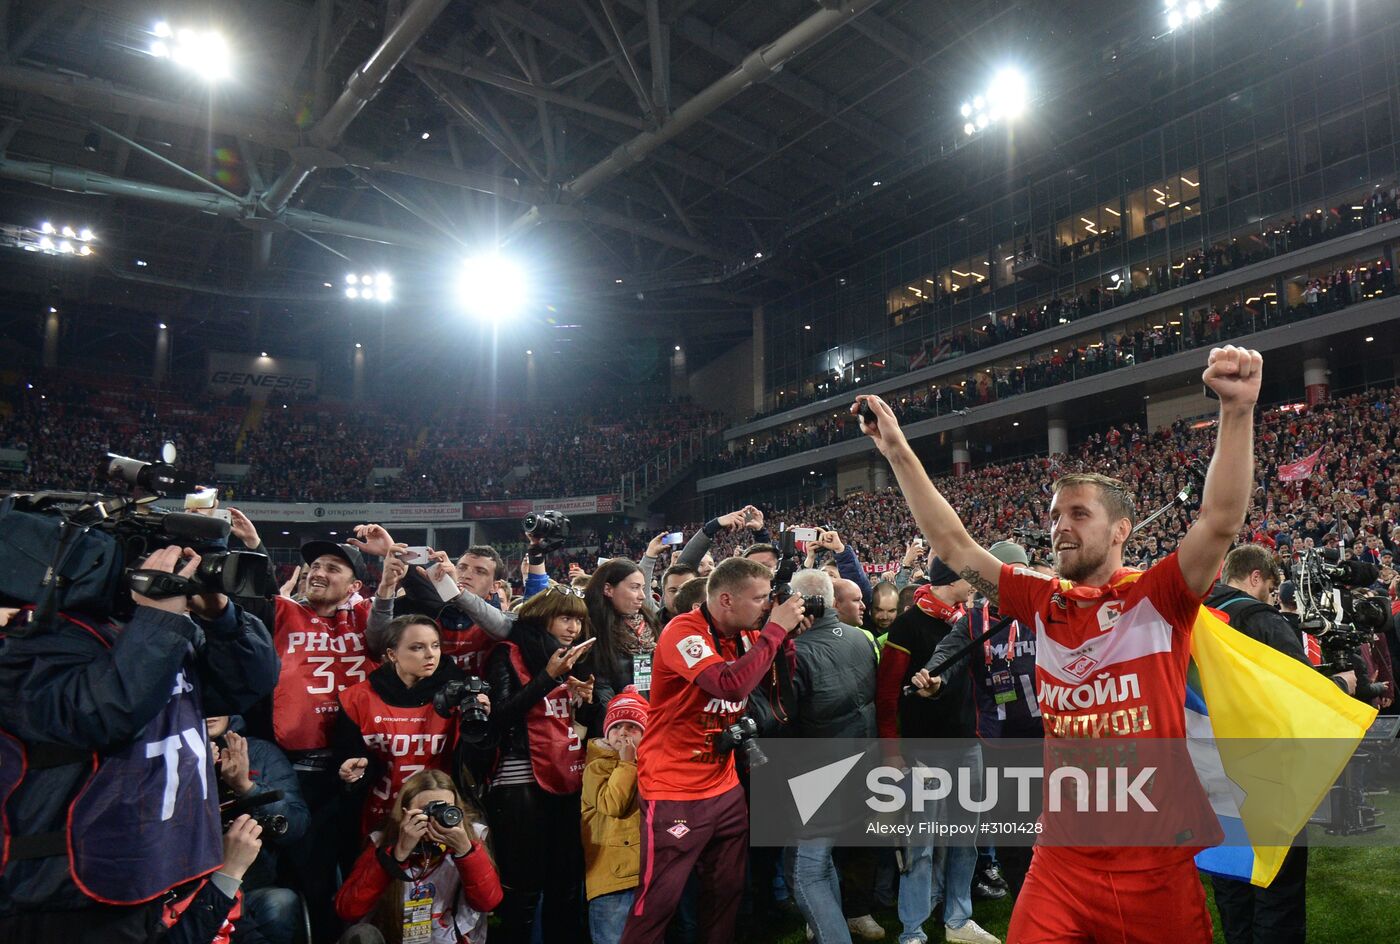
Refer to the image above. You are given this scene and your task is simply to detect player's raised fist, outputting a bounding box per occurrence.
[1202,345,1263,407]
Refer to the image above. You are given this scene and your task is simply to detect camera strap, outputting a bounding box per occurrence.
[699,603,795,726]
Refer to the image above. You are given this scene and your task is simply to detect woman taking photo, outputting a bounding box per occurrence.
[336,769,502,944]
[335,614,488,834]
[582,557,660,728]
[483,585,595,943]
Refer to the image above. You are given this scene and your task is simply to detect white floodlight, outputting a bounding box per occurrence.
[964,122,976,135]
[79,228,94,241]
[375,272,392,287]
[346,287,360,299]
[40,221,54,234]
[1167,9,1184,29]
[374,286,392,302]
[58,240,74,253]
[150,41,169,58]
[959,102,972,117]
[976,113,989,129]
[159,26,231,81]
[986,67,1028,120]
[154,21,172,38]
[61,225,76,238]
[78,245,92,256]
[159,322,168,329]
[346,273,359,284]
[457,253,527,322]
[973,95,985,110]
[1185,1,1202,18]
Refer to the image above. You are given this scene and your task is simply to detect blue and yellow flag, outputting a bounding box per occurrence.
[1186,606,1377,887]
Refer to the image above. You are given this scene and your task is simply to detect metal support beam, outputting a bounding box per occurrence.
[648,168,699,239]
[260,0,451,213]
[558,0,883,202]
[616,0,900,156]
[411,65,541,181]
[645,0,669,116]
[575,0,656,125]
[490,0,596,64]
[411,51,649,130]
[9,0,73,61]
[88,119,242,200]
[0,154,445,252]
[522,37,557,182]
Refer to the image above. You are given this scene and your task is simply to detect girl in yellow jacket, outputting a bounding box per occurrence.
[580,687,648,944]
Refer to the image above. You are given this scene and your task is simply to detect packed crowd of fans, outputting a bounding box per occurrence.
[0,379,721,503]
[709,254,1395,471]
[752,182,1400,421]
[602,388,1399,593]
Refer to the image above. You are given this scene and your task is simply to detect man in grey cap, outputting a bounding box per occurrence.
[910,542,1041,899]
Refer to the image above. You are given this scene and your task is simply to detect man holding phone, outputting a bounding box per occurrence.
[620,556,807,944]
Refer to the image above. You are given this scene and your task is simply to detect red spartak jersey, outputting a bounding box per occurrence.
[637,610,762,802]
[338,679,457,833]
[997,551,1213,871]
[272,595,376,752]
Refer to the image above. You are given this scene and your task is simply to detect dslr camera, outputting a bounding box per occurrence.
[421,800,465,828]
[220,790,289,838]
[1292,547,1390,698]
[0,447,276,631]
[769,528,826,620]
[433,676,493,743]
[522,510,570,553]
[715,716,767,767]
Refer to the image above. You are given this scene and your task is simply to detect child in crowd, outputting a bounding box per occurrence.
[581,687,649,944]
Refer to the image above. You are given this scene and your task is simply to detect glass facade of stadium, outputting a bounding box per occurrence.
[758,26,1400,415]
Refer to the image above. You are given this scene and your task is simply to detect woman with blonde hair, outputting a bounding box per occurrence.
[336,769,502,944]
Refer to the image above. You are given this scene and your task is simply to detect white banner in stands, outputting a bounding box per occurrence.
[206,352,320,399]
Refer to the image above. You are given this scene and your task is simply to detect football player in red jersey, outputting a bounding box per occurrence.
[856,345,1263,944]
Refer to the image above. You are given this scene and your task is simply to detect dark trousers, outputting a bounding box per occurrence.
[621,784,749,944]
[485,782,585,944]
[278,766,353,944]
[1210,844,1308,944]
[998,844,1034,898]
[835,846,876,917]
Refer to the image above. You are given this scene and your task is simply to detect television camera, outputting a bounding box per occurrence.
[0,446,276,633]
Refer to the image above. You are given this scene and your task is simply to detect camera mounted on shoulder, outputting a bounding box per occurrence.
[0,445,276,635]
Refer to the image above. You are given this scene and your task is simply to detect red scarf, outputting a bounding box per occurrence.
[1058,568,1143,602]
[913,584,963,622]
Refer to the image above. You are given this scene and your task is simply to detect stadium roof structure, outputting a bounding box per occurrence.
[0,0,1287,368]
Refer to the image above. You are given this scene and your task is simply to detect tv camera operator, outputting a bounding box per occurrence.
[0,452,279,943]
[618,555,808,944]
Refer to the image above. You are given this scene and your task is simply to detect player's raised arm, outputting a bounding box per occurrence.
[854,394,1004,602]
[1176,345,1264,596]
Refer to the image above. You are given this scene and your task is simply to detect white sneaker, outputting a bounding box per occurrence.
[945,920,1000,944]
[848,914,887,940]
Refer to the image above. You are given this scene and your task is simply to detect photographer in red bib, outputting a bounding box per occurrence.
[854,344,1264,944]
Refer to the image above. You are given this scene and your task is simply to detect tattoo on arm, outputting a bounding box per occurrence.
[959,567,999,605]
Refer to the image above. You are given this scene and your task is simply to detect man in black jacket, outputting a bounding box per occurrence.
[785,569,884,942]
[1203,544,1335,944]
[0,544,279,944]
